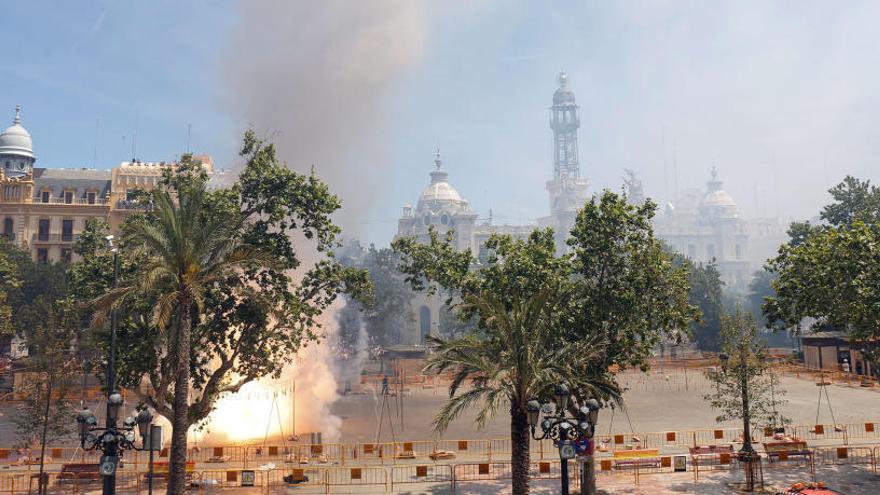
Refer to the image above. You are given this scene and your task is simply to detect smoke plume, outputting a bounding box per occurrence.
[223,0,428,235]
[204,1,429,443]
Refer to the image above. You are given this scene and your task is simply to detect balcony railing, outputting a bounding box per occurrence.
[114,199,153,210]
[37,197,109,206]
[32,233,79,243]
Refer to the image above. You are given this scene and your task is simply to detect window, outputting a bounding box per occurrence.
[41,191,50,203]
[423,215,431,226]
[87,192,96,205]
[440,214,449,225]
[64,191,73,204]
[2,218,12,239]
[62,220,73,242]
[4,161,8,169]
[60,248,72,263]
[38,219,50,241]
[37,248,48,264]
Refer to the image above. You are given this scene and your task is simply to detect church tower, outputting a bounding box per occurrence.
[540,72,589,253]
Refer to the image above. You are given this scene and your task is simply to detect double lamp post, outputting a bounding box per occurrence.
[527,384,600,495]
[74,235,160,495]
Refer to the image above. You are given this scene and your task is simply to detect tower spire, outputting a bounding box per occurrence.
[550,71,580,180]
[434,146,442,170]
[13,105,21,125]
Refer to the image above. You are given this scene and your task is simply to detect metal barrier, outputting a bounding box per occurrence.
[814,446,876,471]
[390,464,453,490]
[325,466,387,492]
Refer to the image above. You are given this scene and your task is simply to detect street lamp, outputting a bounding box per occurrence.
[77,404,155,488]
[528,384,601,495]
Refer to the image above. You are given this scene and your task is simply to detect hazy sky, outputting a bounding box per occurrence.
[5,1,879,244]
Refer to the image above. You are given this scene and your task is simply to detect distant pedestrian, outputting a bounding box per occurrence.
[842,359,850,373]
[381,376,389,395]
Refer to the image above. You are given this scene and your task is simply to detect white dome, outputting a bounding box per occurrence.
[701,190,737,208]
[415,151,472,213]
[0,106,34,160]
[699,168,737,219]
[419,181,462,203]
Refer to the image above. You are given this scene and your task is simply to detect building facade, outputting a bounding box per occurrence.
[394,73,587,344]
[0,106,213,264]
[651,167,789,292]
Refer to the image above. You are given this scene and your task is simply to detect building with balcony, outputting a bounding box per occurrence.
[0,106,214,263]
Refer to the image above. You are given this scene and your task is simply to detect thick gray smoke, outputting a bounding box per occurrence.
[222,0,427,235]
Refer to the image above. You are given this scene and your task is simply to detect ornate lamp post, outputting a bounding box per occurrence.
[74,235,159,495]
[527,384,600,495]
[76,404,154,493]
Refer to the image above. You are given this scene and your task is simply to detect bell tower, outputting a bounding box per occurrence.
[550,72,580,180]
[540,72,590,253]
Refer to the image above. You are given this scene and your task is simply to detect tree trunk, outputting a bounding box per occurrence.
[167,296,192,495]
[511,403,530,495]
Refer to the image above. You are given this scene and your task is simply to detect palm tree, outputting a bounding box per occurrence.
[100,180,271,495]
[425,288,619,495]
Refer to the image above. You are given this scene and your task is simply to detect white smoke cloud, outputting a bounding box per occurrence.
[204,0,433,444]
[222,0,428,235]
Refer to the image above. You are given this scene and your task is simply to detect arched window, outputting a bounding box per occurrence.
[419,306,431,344]
[2,218,12,238]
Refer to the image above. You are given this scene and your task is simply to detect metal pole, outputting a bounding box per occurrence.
[561,458,569,495]
[103,250,120,495]
[148,447,154,495]
[37,375,52,495]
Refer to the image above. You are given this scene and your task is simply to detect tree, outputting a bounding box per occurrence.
[671,256,724,352]
[820,175,880,227]
[426,289,609,495]
[12,305,80,495]
[704,306,787,491]
[86,134,369,495]
[764,176,880,369]
[393,191,697,494]
[0,239,20,338]
[395,229,616,495]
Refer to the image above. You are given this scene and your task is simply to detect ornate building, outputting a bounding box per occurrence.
[394,72,587,344]
[0,106,213,264]
[653,168,755,291]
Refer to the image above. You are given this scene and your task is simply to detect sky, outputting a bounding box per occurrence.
[4,1,880,245]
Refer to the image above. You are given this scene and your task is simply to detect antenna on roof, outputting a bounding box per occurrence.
[131,109,139,162]
[672,137,679,203]
[186,123,192,154]
[93,118,100,169]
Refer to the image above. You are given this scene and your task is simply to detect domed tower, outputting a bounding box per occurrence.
[0,106,36,179]
[699,167,738,220]
[396,150,477,251]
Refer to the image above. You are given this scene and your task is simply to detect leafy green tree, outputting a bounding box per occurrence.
[2,239,68,348]
[0,239,20,337]
[84,134,368,495]
[671,255,724,352]
[393,191,697,494]
[765,176,880,368]
[704,306,787,491]
[12,304,80,495]
[337,242,415,346]
[820,175,880,226]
